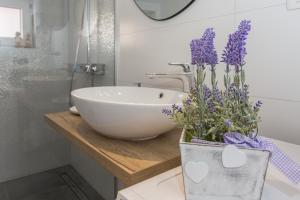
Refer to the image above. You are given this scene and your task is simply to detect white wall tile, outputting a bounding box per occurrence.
[117,0,235,36]
[116,0,300,145]
[235,5,300,101]
[118,16,235,89]
[236,0,286,12]
[257,98,300,144]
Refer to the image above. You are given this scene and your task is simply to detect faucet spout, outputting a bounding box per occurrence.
[145,72,192,93]
[146,62,193,93]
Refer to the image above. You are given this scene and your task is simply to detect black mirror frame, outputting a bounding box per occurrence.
[133,0,196,21]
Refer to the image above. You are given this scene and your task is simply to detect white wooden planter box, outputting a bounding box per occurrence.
[180,129,271,200]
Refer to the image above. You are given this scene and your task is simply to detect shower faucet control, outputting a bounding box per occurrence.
[81,64,97,72]
[80,64,105,75]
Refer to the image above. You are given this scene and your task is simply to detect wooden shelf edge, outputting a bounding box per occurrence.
[44,112,182,187]
[44,113,134,184]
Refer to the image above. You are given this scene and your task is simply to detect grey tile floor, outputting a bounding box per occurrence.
[0,165,105,200]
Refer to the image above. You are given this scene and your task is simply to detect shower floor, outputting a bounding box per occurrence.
[0,165,104,200]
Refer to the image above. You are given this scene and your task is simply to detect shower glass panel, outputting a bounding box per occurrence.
[69,0,115,92]
[0,0,70,182]
[0,0,115,183]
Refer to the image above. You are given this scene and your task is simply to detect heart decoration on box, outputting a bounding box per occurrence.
[184,161,209,183]
[222,145,247,168]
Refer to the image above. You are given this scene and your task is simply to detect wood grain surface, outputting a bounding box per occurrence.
[45,111,182,186]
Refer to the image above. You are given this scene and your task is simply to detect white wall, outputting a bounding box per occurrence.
[116,0,300,145]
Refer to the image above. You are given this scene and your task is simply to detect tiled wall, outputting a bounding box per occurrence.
[116,0,300,144]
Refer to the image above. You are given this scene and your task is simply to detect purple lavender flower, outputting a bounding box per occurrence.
[203,28,218,66]
[253,100,263,111]
[191,39,203,65]
[224,119,232,128]
[213,88,223,105]
[243,84,249,99]
[207,99,216,113]
[186,97,192,106]
[221,20,251,69]
[227,83,249,103]
[172,104,183,113]
[203,85,212,101]
[228,84,237,98]
[162,108,172,116]
[190,28,218,66]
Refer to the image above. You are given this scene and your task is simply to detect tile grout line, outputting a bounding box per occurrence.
[234,3,286,16]
[118,13,236,37]
[251,95,300,103]
[118,3,286,37]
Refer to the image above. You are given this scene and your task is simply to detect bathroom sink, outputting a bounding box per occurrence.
[71,86,185,140]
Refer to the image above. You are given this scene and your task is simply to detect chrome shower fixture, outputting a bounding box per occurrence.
[80,63,105,75]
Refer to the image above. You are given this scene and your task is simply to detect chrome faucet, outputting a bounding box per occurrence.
[168,62,191,73]
[145,63,193,93]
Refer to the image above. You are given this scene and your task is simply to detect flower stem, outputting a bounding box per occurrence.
[196,65,205,138]
[211,66,217,90]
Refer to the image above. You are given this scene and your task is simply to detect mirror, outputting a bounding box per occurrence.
[134,0,195,21]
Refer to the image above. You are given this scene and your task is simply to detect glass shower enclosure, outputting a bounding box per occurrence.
[0,0,114,187]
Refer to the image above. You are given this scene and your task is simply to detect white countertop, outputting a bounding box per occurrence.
[117,139,300,200]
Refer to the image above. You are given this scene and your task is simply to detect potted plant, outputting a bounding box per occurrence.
[163,20,271,200]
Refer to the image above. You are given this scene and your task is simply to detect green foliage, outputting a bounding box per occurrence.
[168,66,262,143]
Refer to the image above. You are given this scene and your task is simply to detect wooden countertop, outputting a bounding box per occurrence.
[45,111,182,186]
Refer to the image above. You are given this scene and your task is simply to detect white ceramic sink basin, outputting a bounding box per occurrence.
[71,86,185,140]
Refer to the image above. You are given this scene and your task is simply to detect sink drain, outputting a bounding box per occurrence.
[159,92,164,99]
